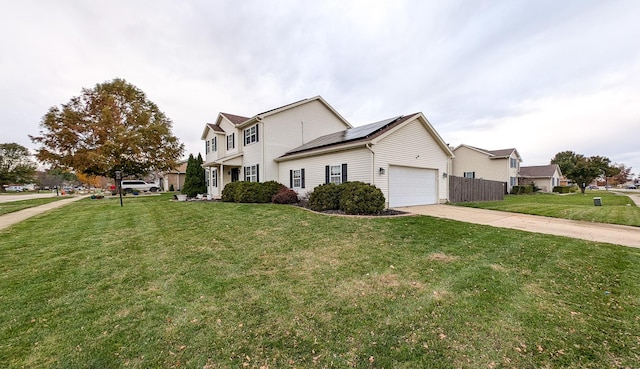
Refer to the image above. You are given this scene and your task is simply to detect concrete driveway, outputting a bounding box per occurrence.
[397,204,640,248]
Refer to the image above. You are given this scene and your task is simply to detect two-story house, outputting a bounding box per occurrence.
[201,96,454,207]
[201,97,352,198]
[451,144,522,193]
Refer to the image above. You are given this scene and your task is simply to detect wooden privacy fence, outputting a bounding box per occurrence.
[449,176,505,203]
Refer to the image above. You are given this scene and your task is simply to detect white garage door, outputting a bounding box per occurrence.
[389,166,437,207]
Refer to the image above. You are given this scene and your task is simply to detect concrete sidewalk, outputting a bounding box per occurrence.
[0,195,89,231]
[398,205,640,248]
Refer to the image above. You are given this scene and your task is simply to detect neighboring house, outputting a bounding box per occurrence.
[201,96,454,207]
[451,144,522,193]
[159,160,187,191]
[519,164,563,192]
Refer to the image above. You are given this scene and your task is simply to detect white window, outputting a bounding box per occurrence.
[227,133,235,150]
[330,165,342,184]
[212,169,217,187]
[293,169,302,188]
[244,125,258,145]
[510,158,518,169]
[211,137,217,152]
[464,171,475,178]
[245,165,258,182]
[205,140,210,154]
[510,176,517,186]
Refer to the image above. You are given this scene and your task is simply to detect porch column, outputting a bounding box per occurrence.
[220,164,224,191]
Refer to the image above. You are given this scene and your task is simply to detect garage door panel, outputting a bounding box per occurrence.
[389,166,437,207]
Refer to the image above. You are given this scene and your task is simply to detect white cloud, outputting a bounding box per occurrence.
[1,0,639,177]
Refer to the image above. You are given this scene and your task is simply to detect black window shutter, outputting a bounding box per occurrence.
[301,169,305,188]
[289,170,293,188]
[215,170,218,187]
[243,167,247,181]
[256,164,260,182]
[342,164,348,183]
[325,165,330,184]
[232,133,235,148]
[243,129,246,146]
[256,125,259,142]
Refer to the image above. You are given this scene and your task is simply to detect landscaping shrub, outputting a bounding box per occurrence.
[308,182,386,214]
[308,183,342,211]
[221,181,243,202]
[222,181,287,203]
[169,184,175,192]
[272,187,299,204]
[234,182,263,203]
[260,181,286,203]
[553,186,571,193]
[338,181,385,215]
[511,185,533,194]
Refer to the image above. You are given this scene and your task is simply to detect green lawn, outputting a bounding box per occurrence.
[1,194,639,368]
[0,196,70,216]
[457,191,640,227]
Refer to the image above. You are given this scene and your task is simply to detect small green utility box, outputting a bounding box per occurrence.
[593,197,602,206]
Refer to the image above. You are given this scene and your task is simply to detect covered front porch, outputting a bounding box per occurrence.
[203,154,243,198]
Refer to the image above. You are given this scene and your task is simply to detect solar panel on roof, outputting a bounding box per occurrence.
[284,115,404,155]
[343,116,401,140]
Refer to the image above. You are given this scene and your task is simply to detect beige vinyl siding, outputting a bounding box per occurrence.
[241,122,263,180]
[453,146,508,182]
[263,100,351,183]
[373,118,450,203]
[277,147,371,197]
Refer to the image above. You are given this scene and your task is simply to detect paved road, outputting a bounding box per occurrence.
[0,192,57,203]
[398,204,640,248]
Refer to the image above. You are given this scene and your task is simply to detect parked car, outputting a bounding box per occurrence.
[627,185,637,190]
[120,180,159,193]
[588,185,599,190]
[5,185,24,192]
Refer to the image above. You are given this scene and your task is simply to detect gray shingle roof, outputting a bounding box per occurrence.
[220,113,250,125]
[520,165,560,178]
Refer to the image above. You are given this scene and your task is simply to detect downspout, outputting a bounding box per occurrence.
[365,143,375,186]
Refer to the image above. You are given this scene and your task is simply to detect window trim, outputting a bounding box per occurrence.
[463,171,475,178]
[211,137,217,152]
[244,124,259,146]
[227,133,235,150]
[212,169,218,188]
[325,164,347,184]
[510,157,518,169]
[244,164,259,182]
[290,169,305,188]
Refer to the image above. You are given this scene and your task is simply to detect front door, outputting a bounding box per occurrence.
[231,168,239,182]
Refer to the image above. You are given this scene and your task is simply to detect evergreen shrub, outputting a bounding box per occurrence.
[308,183,342,211]
[338,181,385,215]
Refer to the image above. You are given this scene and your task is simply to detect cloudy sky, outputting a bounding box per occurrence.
[2,0,639,175]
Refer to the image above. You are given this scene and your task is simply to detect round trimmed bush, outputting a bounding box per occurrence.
[221,181,243,202]
[234,182,262,203]
[259,181,286,203]
[308,183,342,211]
[338,181,385,215]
